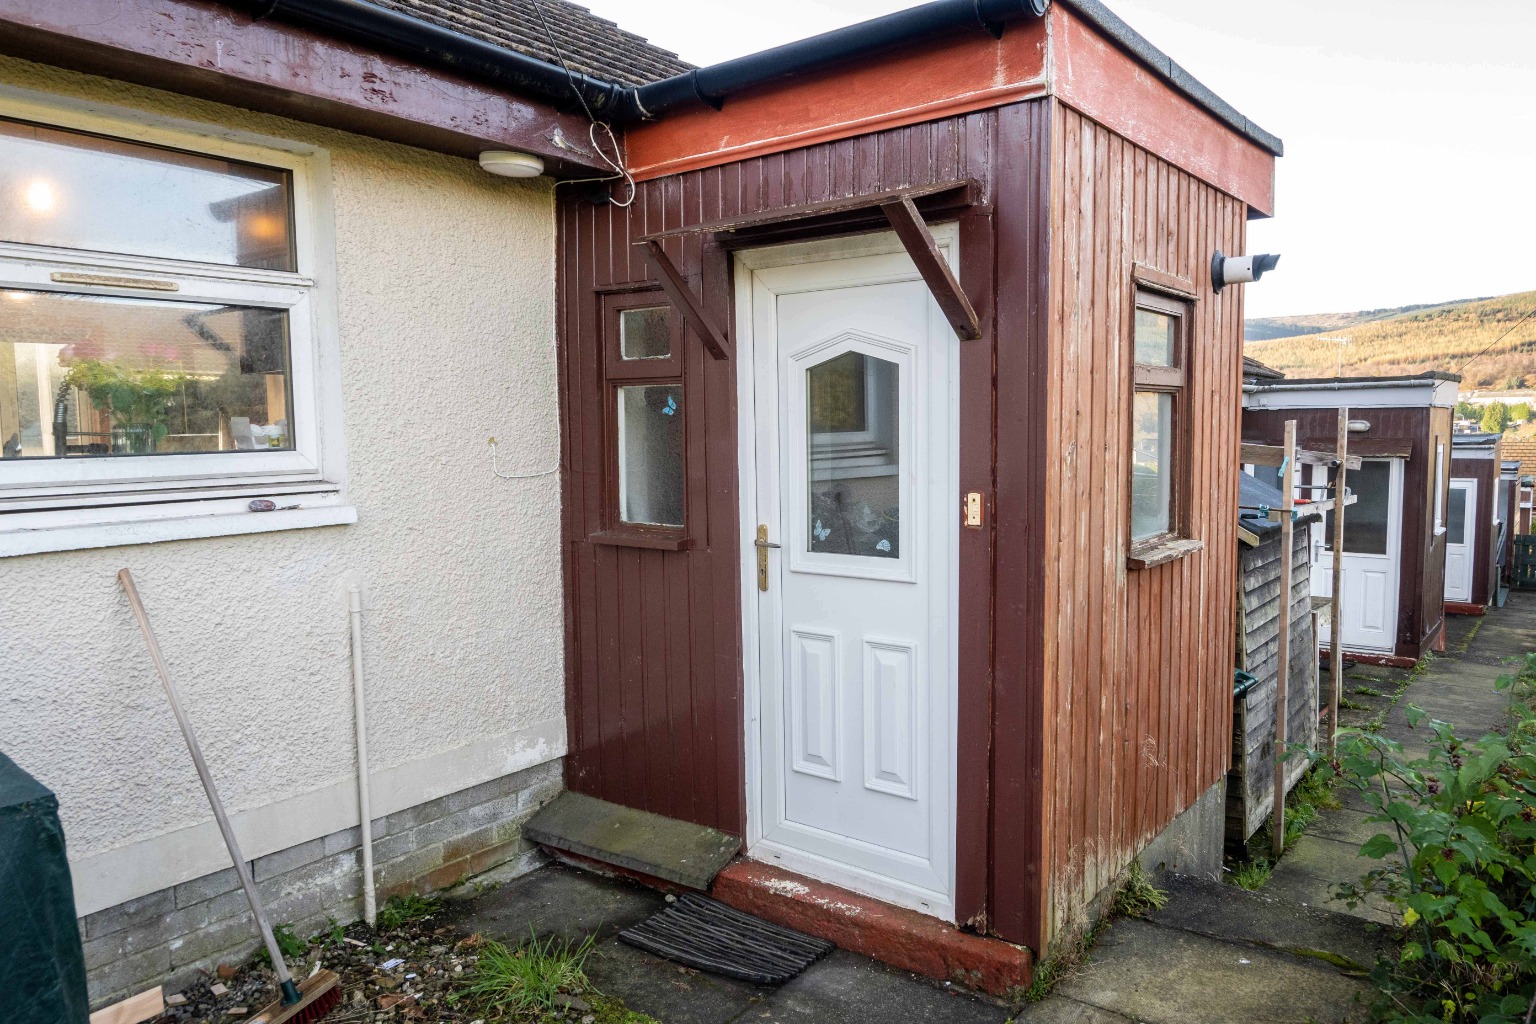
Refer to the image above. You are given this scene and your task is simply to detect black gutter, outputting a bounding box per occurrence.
[230,0,634,118]
[630,0,1050,117]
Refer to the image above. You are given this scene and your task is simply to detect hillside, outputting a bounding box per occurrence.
[1244,291,1536,387]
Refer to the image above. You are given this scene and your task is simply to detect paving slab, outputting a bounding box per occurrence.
[749,949,1011,1024]
[585,940,766,1024]
[1146,874,1390,970]
[1264,834,1395,925]
[524,792,741,889]
[1054,918,1371,1024]
[1016,996,1138,1022]
[449,860,665,941]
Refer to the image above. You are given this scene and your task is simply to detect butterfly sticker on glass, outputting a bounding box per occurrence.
[660,394,678,416]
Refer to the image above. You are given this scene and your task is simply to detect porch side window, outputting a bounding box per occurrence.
[0,112,327,514]
[603,295,686,534]
[1129,290,1188,547]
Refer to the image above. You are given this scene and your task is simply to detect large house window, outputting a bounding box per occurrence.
[0,99,339,542]
[1129,290,1188,549]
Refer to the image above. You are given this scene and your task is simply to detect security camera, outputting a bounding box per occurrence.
[1211,250,1280,292]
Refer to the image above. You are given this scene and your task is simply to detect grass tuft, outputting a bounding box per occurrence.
[376,892,440,932]
[1229,858,1273,891]
[457,929,597,1019]
[1114,861,1169,917]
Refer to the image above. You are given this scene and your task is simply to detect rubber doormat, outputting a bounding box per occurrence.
[618,893,833,984]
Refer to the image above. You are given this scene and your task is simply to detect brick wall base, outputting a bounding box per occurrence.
[78,758,562,1008]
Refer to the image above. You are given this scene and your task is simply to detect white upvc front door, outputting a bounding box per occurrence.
[1312,458,1404,655]
[736,230,959,922]
[1444,478,1477,604]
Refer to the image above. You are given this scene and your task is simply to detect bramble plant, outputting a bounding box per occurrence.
[1317,653,1536,1024]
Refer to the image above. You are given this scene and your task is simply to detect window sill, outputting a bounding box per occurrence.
[589,529,693,552]
[0,498,356,558]
[1127,537,1204,570]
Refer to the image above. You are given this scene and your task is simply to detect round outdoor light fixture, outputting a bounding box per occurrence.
[479,150,545,178]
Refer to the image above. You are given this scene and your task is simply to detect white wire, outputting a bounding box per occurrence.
[487,437,559,480]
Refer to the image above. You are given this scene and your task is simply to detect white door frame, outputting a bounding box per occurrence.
[733,227,960,919]
[1445,477,1478,604]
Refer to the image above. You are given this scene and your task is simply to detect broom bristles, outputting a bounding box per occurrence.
[247,969,342,1024]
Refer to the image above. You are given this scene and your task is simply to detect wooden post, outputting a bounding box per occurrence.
[1328,407,1348,758]
[1273,419,1296,860]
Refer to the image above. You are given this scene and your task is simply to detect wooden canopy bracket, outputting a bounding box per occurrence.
[641,240,730,361]
[880,197,981,341]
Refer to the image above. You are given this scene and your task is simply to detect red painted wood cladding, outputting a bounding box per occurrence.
[1035,103,1248,943]
[561,97,1253,955]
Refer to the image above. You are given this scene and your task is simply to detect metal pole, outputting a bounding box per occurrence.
[1272,420,1296,860]
[1329,408,1348,757]
[118,569,301,1004]
[349,585,377,927]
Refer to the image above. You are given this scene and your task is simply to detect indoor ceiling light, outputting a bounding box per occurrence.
[24,179,56,213]
[478,151,545,179]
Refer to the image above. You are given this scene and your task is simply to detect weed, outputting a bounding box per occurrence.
[1229,859,1272,890]
[1318,654,1536,1022]
[376,892,440,932]
[254,924,308,967]
[321,918,347,948]
[1339,697,1372,712]
[454,929,597,1018]
[1352,685,1386,698]
[1114,861,1169,917]
[1022,923,1103,1002]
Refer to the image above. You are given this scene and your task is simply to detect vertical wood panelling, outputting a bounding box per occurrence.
[1039,102,1246,941]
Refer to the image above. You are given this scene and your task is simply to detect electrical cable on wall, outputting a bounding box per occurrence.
[487,436,559,479]
[528,0,637,207]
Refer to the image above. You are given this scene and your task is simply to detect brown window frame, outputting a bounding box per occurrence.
[592,291,692,551]
[1127,287,1198,568]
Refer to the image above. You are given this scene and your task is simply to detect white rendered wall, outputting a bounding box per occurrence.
[0,56,566,915]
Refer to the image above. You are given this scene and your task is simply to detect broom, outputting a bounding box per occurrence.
[119,569,341,1024]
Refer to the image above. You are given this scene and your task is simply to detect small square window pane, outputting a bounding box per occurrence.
[618,384,684,526]
[1,289,291,459]
[619,307,670,360]
[1134,308,1176,367]
[0,118,294,271]
[1131,391,1172,541]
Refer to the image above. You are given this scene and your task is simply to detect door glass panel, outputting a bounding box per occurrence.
[807,351,898,558]
[619,306,670,360]
[1326,460,1391,555]
[1,289,291,458]
[1447,487,1467,544]
[0,117,295,271]
[1131,391,1172,540]
[617,384,683,526]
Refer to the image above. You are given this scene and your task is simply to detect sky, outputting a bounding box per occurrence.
[579,0,1535,319]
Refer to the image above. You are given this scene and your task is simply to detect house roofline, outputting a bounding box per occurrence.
[236,0,1283,156]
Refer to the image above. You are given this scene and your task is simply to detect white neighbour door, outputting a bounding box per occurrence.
[1444,478,1477,603]
[737,231,958,921]
[1312,458,1404,654]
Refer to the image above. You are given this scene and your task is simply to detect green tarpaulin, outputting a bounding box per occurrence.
[0,750,90,1024]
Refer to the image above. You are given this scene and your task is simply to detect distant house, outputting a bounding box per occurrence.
[1447,433,1503,613]
[1243,354,1285,382]
[1243,373,1458,666]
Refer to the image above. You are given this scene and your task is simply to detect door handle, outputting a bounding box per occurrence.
[755,524,781,592]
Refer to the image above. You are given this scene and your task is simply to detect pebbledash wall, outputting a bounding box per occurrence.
[0,56,568,1005]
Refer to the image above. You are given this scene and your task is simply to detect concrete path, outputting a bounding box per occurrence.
[440,595,1533,1024]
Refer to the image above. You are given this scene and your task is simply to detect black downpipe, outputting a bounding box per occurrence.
[232,0,631,117]
[631,0,1050,118]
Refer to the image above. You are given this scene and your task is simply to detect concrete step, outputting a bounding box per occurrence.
[523,791,741,890]
[1144,872,1394,972]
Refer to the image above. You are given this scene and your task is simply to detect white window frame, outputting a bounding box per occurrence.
[0,85,350,554]
[1433,441,1447,536]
